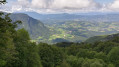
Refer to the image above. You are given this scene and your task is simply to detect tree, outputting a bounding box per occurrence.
[38,43,54,67]
[82,58,105,67]
[67,45,80,56]
[94,42,119,54]
[94,52,107,62]
[13,29,30,67]
[90,62,103,67]
[66,55,84,67]
[0,1,42,67]
[38,43,63,67]
[0,13,21,67]
[107,64,115,67]
[77,49,97,59]
[58,60,71,67]
[27,43,42,67]
[13,29,42,67]
[108,47,119,67]
[0,0,6,4]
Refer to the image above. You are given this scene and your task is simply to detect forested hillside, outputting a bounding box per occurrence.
[0,12,119,67]
[85,33,119,43]
[9,13,50,39]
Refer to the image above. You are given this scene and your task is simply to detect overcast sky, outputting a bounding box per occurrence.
[0,0,119,13]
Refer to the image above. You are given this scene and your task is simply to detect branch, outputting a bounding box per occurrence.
[0,0,6,4]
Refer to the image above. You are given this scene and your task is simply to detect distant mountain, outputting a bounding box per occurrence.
[9,13,50,39]
[11,12,119,44]
[85,33,119,43]
[23,12,42,20]
[24,12,73,20]
[23,12,119,23]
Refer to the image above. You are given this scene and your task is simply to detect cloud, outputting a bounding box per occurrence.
[31,0,51,8]
[14,0,30,8]
[109,0,119,10]
[27,0,102,13]
[2,0,34,13]
[2,0,117,13]
[31,0,100,9]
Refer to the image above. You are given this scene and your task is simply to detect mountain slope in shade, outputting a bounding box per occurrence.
[85,33,119,43]
[9,13,50,39]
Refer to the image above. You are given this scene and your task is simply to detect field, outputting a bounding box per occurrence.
[32,20,119,43]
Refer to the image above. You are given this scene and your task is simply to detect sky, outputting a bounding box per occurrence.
[94,0,113,4]
[0,0,119,13]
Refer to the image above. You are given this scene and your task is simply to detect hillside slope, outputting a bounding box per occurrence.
[85,33,119,43]
[9,13,50,39]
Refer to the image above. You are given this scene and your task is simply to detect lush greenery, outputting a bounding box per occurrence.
[23,12,119,43]
[85,33,119,43]
[9,13,50,40]
[0,12,119,67]
[0,12,42,67]
[36,20,119,43]
[8,13,119,44]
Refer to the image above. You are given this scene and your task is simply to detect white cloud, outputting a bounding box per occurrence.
[31,0,102,13]
[109,0,119,10]
[2,0,119,13]
[31,0,51,8]
[31,0,100,9]
[16,0,30,8]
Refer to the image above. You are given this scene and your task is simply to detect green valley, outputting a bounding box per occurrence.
[7,13,119,44]
[34,19,119,43]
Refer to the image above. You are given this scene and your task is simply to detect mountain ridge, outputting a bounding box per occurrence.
[9,13,50,39]
[21,12,119,22]
[85,33,119,43]
[9,12,119,44]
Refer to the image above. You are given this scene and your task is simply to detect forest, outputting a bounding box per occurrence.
[0,1,119,67]
[0,12,119,67]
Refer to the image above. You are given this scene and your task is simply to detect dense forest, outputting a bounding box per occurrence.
[1,12,119,67]
[0,1,119,67]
